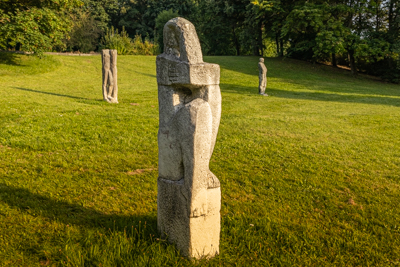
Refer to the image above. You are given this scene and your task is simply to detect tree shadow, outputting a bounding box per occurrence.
[209,56,400,97]
[221,83,400,107]
[13,87,104,104]
[205,55,261,77]
[0,183,157,234]
[133,71,157,78]
[0,52,22,66]
[211,56,375,81]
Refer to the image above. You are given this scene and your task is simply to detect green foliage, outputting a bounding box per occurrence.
[240,3,265,56]
[65,12,103,53]
[253,0,398,79]
[374,41,400,83]
[100,26,133,55]
[281,3,346,61]
[131,35,159,55]
[79,0,119,31]
[155,9,179,53]
[112,0,196,41]
[110,0,154,39]
[253,0,297,57]
[262,38,278,57]
[0,0,83,55]
[395,43,400,82]
[0,52,60,76]
[193,0,265,56]
[100,26,159,55]
[354,36,391,63]
[0,54,399,265]
[193,0,238,56]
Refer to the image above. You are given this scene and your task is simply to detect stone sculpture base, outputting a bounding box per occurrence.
[158,178,221,259]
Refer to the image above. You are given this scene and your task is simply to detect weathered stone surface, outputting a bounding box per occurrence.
[157,17,221,259]
[258,58,268,96]
[102,49,118,103]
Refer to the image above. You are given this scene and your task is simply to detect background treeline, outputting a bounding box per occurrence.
[0,0,399,82]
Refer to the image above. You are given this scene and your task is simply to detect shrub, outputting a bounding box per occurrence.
[100,26,132,55]
[131,35,159,55]
[65,12,102,53]
[100,27,159,55]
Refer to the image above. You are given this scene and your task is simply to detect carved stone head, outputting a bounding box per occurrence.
[163,17,203,64]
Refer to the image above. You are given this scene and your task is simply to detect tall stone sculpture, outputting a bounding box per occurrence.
[258,58,268,96]
[101,49,118,103]
[156,17,221,259]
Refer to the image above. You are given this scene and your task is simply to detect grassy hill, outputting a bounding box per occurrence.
[0,52,399,266]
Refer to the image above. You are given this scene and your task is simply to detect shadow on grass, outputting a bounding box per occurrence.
[133,71,157,78]
[13,87,104,104]
[213,56,359,79]
[0,183,157,233]
[206,55,261,77]
[0,52,21,66]
[211,56,400,97]
[221,83,400,107]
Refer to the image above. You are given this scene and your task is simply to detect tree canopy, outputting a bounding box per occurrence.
[254,0,399,80]
[0,0,83,55]
[1,0,399,81]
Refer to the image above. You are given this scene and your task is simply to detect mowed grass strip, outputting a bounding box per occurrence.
[0,53,399,266]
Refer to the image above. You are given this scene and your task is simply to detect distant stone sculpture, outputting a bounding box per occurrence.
[258,58,268,96]
[101,49,118,103]
[156,17,221,259]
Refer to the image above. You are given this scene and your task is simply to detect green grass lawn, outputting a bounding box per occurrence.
[0,52,399,266]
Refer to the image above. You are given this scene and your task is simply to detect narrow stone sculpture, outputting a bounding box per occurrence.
[258,58,268,96]
[156,17,221,259]
[101,49,118,103]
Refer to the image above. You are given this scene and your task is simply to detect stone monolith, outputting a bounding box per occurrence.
[258,58,268,96]
[156,17,221,259]
[102,49,118,103]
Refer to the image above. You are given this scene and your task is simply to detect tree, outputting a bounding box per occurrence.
[194,0,262,56]
[194,0,237,55]
[380,0,400,82]
[256,0,392,75]
[110,0,197,41]
[79,0,118,31]
[155,9,179,53]
[0,0,83,55]
[333,0,391,75]
[65,11,103,53]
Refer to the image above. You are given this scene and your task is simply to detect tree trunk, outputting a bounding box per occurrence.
[388,57,393,69]
[279,39,284,57]
[348,50,357,75]
[275,35,280,56]
[253,37,260,56]
[376,2,380,31]
[258,21,263,56]
[232,25,240,56]
[388,0,395,35]
[332,53,337,67]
